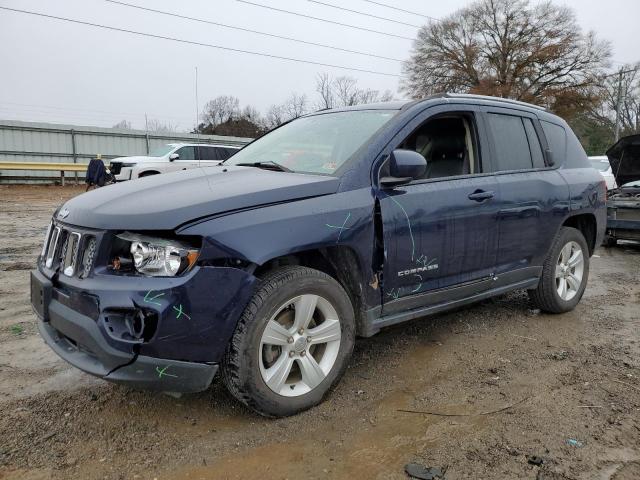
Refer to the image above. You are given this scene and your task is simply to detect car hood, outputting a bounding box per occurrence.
[57,166,340,230]
[606,134,640,187]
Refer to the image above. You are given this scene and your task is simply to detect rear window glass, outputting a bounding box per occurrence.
[487,113,533,171]
[541,121,567,161]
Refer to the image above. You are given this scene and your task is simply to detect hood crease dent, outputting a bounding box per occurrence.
[58,167,340,230]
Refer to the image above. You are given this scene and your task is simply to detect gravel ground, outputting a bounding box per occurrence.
[0,185,638,480]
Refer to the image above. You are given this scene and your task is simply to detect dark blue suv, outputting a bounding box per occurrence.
[31,94,606,417]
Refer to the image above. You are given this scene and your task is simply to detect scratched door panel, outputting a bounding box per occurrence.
[379,174,500,307]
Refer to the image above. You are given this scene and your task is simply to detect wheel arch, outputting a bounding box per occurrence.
[253,246,370,336]
[562,213,597,256]
[138,170,161,177]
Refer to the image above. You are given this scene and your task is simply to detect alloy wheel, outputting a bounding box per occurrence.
[258,294,341,397]
[555,240,584,301]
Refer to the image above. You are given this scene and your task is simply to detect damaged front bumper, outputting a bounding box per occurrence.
[31,261,256,393]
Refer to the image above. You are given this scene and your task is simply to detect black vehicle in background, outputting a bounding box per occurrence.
[604,135,640,246]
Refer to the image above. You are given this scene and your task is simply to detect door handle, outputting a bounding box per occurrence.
[468,190,494,201]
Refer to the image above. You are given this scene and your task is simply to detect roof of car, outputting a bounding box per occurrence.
[310,93,549,116]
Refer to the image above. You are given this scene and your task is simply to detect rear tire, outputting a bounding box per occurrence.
[529,227,589,314]
[221,266,355,417]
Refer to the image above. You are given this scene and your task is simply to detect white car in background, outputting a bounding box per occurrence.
[109,143,241,181]
[589,156,617,190]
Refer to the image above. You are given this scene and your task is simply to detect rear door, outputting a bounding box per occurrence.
[482,108,569,282]
[377,105,501,315]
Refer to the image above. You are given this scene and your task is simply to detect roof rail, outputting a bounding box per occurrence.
[444,93,547,111]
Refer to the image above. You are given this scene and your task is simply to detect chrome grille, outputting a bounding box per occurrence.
[62,232,82,276]
[44,226,61,268]
[42,223,96,277]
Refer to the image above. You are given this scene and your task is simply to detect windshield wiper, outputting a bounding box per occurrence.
[235,161,292,173]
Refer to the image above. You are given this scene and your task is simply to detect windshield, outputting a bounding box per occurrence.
[148,144,176,157]
[589,159,610,172]
[224,110,396,174]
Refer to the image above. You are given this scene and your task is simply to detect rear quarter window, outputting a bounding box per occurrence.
[540,121,567,163]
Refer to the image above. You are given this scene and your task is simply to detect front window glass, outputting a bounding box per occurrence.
[175,146,196,160]
[148,144,175,157]
[224,110,396,174]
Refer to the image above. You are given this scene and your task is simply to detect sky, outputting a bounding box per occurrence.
[0,0,638,132]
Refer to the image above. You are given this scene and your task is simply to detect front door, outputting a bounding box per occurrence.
[377,107,500,314]
[169,146,199,172]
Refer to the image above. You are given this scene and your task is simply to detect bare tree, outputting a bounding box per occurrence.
[402,0,611,118]
[316,73,335,109]
[592,65,640,135]
[201,95,240,127]
[315,73,395,109]
[112,120,132,130]
[239,105,263,125]
[264,104,287,130]
[146,118,178,133]
[282,93,308,120]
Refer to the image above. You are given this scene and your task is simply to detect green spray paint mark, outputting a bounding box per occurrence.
[156,365,178,379]
[387,195,415,261]
[326,212,352,243]
[143,290,165,306]
[172,304,191,320]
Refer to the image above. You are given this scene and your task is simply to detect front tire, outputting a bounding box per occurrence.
[222,266,355,417]
[529,226,589,313]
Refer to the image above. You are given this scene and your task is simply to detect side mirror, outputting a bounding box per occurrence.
[169,153,179,161]
[380,149,427,188]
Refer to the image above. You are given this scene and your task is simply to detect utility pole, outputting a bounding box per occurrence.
[614,67,638,142]
[195,66,200,142]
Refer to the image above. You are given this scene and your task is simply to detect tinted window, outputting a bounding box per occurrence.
[540,121,566,162]
[487,113,533,171]
[222,147,238,159]
[198,146,218,160]
[215,148,235,161]
[523,118,545,168]
[175,146,196,160]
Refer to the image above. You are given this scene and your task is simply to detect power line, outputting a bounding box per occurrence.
[360,0,440,22]
[0,100,195,122]
[307,0,421,28]
[0,6,401,78]
[105,0,403,63]
[235,0,414,41]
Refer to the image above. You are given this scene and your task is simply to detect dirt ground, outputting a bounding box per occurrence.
[0,185,638,480]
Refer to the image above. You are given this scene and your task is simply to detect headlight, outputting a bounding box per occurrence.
[121,162,137,167]
[117,233,199,277]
